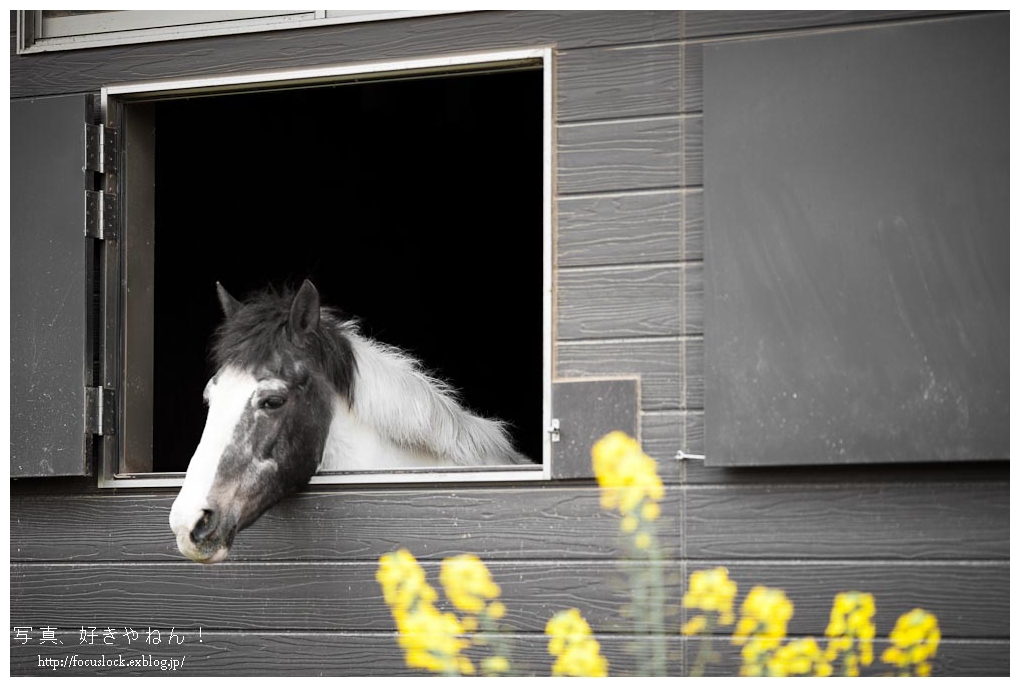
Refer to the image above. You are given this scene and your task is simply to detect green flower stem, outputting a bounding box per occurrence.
[479,610,515,677]
[689,615,717,678]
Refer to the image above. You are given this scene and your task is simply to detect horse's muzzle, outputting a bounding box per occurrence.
[169,503,237,564]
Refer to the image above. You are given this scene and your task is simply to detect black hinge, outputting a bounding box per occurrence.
[85,386,116,436]
[85,123,119,240]
[85,123,119,176]
[85,190,119,240]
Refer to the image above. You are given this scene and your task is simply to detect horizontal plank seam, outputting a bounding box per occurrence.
[556,186,689,201]
[9,558,689,565]
[558,112,701,129]
[7,481,691,501]
[11,627,1009,641]
[549,33,683,53]
[558,39,683,53]
[681,559,1010,567]
[557,334,689,346]
[559,259,704,271]
[559,261,682,273]
[557,113,680,129]
[10,558,1005,569]
[682,480,1008,492]
[23,632,1007,644]
[558,185,688,199]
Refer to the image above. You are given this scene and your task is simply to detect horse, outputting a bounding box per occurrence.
[169,280,529,563]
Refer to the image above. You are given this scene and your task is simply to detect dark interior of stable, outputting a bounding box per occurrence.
[149,68,545,472]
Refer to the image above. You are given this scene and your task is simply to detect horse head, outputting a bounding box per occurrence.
[169,280,354,563]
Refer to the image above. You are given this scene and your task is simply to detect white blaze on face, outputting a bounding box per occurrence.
[169,366,259,560]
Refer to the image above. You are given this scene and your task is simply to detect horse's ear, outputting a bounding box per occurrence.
[216,282,242,318]
[289,280,320,337]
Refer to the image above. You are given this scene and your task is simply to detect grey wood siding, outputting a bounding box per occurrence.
[9,10,1008,677]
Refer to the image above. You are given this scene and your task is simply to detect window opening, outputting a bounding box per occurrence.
[103,51,552,486]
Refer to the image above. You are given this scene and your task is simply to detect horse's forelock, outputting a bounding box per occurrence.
[212,288,357,402]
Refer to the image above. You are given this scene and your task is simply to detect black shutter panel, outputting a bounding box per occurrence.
[703,15,1008,466]
[10,95,95,477]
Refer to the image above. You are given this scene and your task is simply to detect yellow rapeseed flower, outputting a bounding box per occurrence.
[824,591,876,675]
[882,608,940,677]
[377,549,475,676]
[591,431,663,517]
[683,567,738,628]
[684,567,738,676]
[482,655,510,676]
[486,601,506,620]
[377,548,437,609]
[681,615,707,635]
[641,502,660,521]
[440,554,501,615]
[768,637,832,677]
[731,586,795,677]
[545,609,609,677]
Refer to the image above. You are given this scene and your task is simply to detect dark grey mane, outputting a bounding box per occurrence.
[212,287,357,403]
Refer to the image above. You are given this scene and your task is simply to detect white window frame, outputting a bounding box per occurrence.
[17,10,470,54]
[97,48,555,488]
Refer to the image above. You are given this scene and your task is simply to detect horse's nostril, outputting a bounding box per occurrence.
[190,508,218,545]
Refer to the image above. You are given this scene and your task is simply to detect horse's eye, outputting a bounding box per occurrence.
[258,395,287,411]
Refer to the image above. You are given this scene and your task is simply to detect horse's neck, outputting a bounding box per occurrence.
[317,330,449,470]
[320,396,444,470]
[318,329,523,470]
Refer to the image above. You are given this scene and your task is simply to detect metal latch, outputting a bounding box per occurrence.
[675,449,705,461]
[85,387,116,436]
[547,418,561,443]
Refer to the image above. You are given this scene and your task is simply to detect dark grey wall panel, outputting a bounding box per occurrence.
[681,114,702,187]
[703,14,1008,466]
[696,637,1007,677]
[10,487,680,563]
[683,455,1009,486]
[557,191,682,267]
[685,483,1009,560]
[10,561,681,633]
[11,632,683,677]
[680,43,703,113]
[640,411,683,481]
[9,559,1003,639]
[10,11,679,99]
[682,561,1009,639]
[558,117,681,195]
[681,263,703,334]
[681,189,703,261]
[9,632,1007,677]
[10,94,92,478]
[682,337,704,410]
[676,410,704,457]
[557,339,681,412]
[558,266,680,340]
[558,262,701,338]
[557,43,681,122]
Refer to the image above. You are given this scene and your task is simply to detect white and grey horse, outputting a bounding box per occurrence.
[169,280,527,563]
